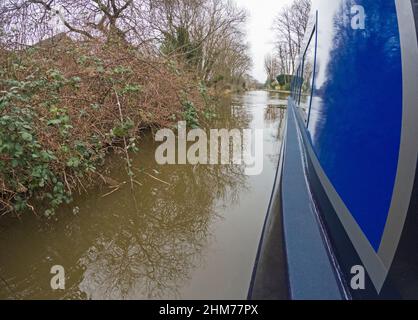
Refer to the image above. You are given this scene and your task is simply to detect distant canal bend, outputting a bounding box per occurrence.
[0,91,287,299]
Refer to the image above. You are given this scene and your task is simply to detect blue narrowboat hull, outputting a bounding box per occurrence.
[250,0,418,299]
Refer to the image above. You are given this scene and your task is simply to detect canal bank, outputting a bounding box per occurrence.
[0,91,287,299]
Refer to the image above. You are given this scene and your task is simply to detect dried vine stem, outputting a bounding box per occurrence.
[113,87,134,191]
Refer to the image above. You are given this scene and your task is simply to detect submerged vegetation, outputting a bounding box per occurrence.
[0,0,252,217]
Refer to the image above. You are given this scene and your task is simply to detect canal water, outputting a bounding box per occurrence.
[0,91,287,299]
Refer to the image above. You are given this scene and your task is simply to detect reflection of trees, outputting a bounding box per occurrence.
[71,101,251,299]
[313,0,401,151]
[0,94,252,300]
[264,105,286,166]
[264,105,286,127]
[306,0,402,278]
[263,91,287,141]
[217,95,252,130]
[73,160,248,299]
[308,0,402,215]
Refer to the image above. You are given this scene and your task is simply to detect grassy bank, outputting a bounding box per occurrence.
[0,38,207,217]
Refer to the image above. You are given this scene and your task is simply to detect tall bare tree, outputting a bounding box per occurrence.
[264,53,279,83]
[0,0,153,46]
[0,0,251,87]
[272,0,311,75]
[150,0,250,84]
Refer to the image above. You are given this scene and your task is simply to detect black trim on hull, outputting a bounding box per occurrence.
[386,156,418,299]
[412,0,418,38]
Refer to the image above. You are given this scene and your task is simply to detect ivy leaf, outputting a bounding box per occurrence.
[66,157,80,168]
[20,131,33,142]
[47,119,62,126]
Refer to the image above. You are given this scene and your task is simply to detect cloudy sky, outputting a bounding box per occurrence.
[234,0,294,82]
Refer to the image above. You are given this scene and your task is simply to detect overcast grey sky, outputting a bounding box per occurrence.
[234,0,293,83]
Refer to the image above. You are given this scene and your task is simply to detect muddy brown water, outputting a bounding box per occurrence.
[0,90,287,299]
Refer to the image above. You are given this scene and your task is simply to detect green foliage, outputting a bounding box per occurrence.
[0,98,72,215]
[161,27,202,67]
[203,107,216,120]
[198,81,216,120]
[283,82,291,91]
[199,81,209,104]
[127,137,139,153]
[113,66,133,75]
[276,74,293,87]
[0,41,205,218]
[111,119,135,138]
[182,101,199,128]
[121,83,142,95]
[0,66,107,216]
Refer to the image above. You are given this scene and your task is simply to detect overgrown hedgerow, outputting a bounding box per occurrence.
[0,37,207,217]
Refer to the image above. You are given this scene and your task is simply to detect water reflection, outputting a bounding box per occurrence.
[0,91,286,300]
[308,0,402,250]
[76,156,249,299]
[265,105,286,127]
